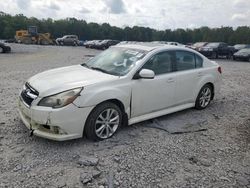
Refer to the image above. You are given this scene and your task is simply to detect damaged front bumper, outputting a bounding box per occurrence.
[18,97,94,141]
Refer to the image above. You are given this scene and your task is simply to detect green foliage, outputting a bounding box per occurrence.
[0,12,249,44]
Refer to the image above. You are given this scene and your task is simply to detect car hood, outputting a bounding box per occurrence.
[27,65,118,97]
[235,51,250,56]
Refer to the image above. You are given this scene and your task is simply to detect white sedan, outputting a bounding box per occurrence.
[18,43,222,141]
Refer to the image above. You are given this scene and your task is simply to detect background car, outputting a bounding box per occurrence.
[233,44,250,52]
[165,41,185,46]
[94,40,120,49]
[18,44,222,141]
[151,41,185,47]
[56,35,79,46]
[84,40,102,48]
[233,48,250,61]
[0,42,11,53]
[191,42,208,51]
[199,42,235,59]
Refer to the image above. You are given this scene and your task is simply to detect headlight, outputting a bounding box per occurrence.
[38,88,83,108]
[208,48,213,51]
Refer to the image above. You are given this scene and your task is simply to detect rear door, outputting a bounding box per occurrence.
[173,50,204,105]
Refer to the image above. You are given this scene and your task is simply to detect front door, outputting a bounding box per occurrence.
[131,51,176,117]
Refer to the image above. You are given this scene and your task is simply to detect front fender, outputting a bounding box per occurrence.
[74,85,131,113]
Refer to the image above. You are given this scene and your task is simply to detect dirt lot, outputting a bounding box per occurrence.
[0,44,249,188]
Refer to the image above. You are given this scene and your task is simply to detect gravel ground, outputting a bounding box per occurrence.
[0,44,249,188]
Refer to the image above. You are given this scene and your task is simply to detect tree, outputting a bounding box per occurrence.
[0,12,249,45]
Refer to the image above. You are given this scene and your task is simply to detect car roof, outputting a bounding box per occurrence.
[115,43,187,52]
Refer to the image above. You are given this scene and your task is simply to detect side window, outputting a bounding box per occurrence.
[195,54,203,68]
[176,51,196,71]
[219,43,227,48]
[142,51,174,75]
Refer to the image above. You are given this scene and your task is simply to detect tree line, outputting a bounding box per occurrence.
[1,12,250,44]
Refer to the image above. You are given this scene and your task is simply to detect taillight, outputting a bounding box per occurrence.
[218,66,222,74]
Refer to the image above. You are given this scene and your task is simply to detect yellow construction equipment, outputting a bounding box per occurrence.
[15,26,55,45]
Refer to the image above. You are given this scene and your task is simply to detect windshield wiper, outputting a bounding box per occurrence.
[81,63,90,68]
[90,67,111,74]
[82,64,119,76]
[90,67,120,76]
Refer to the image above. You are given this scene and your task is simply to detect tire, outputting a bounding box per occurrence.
[84,102,123,141]
[227,52,233,60]
[3,47,11,53]
[211,52,217,59]
[195,84,213,110]
[22,37,32,44]
[40,40,49,45]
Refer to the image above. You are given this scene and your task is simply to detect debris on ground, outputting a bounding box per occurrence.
[77,156,99,166]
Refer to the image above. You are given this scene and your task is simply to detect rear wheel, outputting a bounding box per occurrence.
[22,37,32,44]
[195,84,213,110]
[84,102,122,141]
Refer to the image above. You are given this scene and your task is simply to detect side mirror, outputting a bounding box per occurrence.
[138,69,155,79]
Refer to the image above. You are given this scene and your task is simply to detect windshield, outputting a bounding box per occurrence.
[206,43,220,47]
[82,47,147,76]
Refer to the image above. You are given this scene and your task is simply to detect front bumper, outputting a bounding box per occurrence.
[18,97,94,141]
[233,55,249,61]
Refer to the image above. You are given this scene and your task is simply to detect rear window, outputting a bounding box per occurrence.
[195,54,203,68]
[176,51,196,71]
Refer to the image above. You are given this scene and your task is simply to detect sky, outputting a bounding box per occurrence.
[0,0,250,30]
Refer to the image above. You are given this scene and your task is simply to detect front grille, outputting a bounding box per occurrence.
[20,83,39,106]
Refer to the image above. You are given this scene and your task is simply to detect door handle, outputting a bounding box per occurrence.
[167,78,174,83]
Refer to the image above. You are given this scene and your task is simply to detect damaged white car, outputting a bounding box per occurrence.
[18,43,222,141]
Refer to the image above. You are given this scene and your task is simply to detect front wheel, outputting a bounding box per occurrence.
[211,52,217,59]
[227,52,233,60]
[195,84,213,110]
[84,102,122,141]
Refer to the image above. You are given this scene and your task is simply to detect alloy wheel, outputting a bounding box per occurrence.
[199,87,212,108]
[95,108,120,139]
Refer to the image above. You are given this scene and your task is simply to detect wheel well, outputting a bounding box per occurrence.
[206,82,214,100]
[100,99,128,126]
